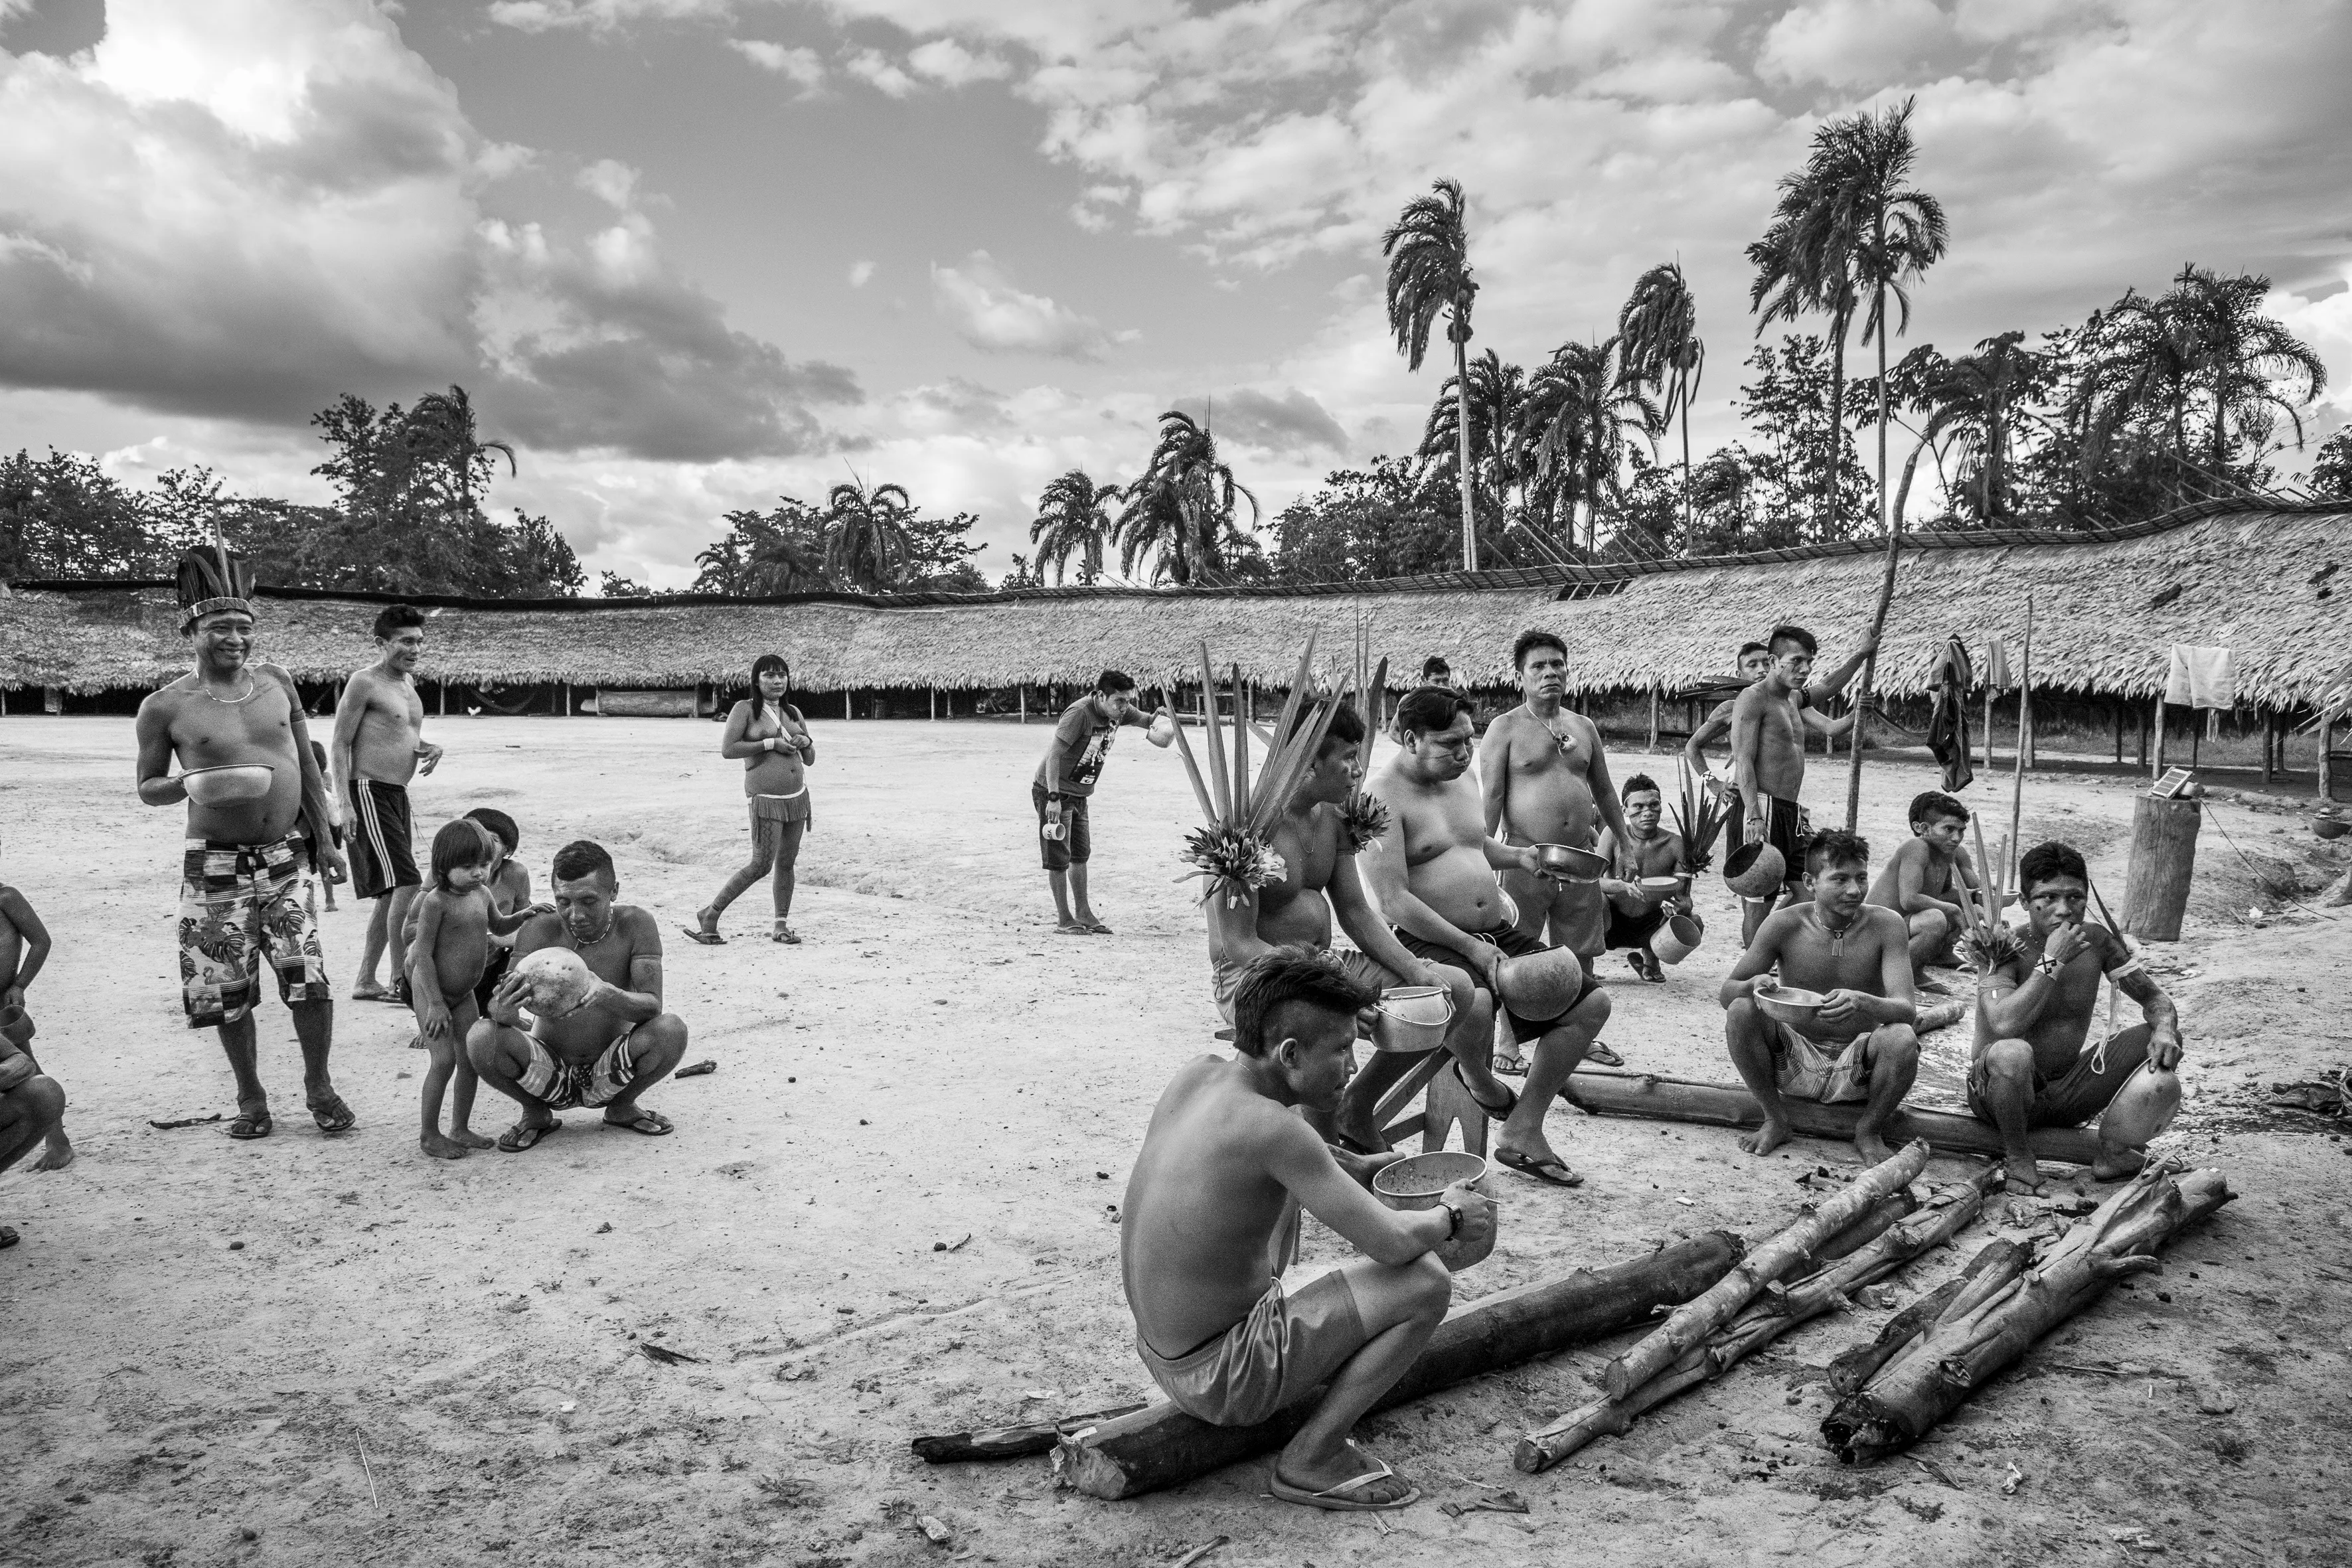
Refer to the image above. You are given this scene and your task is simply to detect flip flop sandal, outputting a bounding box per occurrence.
[771,925,802,945]
[1490,1055,1528,1078]
[1267,1453,1420,1513]
[307,1096,357,1135]
[349,984,392,1002]
[604,1109,673,1136]
[497,1119,562,1153]
[1496,1147,1584,1187]
[1,1225,19,1249]
[228,1108,273,1140]
[1585,1041,1626,1068]
[680,925,726,946]
[1455,1063,1518,1122]
[1083,921,1114,935]
[1054,921,1090,936]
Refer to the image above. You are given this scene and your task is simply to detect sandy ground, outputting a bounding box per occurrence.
[2,714,2348,1568]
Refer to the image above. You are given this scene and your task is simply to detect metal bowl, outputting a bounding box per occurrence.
[2316,817,2349,841]
[1753,984,1827,1028]
[1723,841,1786,898]
[1370,985,1453,1054]
[1494,946,1585,1022]
[1533,842,1608,882]
[1373,1150,1494,1271]
[179,763,275,805]
[1636,875,1687,901]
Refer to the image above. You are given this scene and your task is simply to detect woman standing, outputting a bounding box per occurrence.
[685,655,815,945]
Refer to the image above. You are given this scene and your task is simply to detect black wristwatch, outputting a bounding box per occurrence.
[1439,1198,1464,1239]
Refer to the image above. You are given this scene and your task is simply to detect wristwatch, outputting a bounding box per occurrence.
[2034,955,2063,979]
[1439,1198,1464,1239]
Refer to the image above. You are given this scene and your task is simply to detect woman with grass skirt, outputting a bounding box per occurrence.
[684,654,815,945]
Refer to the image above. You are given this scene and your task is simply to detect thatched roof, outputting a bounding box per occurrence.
[6,500,2347,708]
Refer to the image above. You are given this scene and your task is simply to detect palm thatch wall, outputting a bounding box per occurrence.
[5,501,2346,709]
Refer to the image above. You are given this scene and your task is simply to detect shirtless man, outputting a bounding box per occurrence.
[1729,624,1877,943]
[1479,631,1632,969]
[1204,704,1507,1154]
[469,839,688,1150]
[333,603,444,1004]
[1364,686,1612,1187]
[1684,639,1858,793]
[1719,830,1919,1164]
[135,547,351,1140]
[1970,841,2183,1195]
[1595,773,1693,983]
[0,858,68,1172]
[1123,949,1493,1512]
[1867,791,1982,979]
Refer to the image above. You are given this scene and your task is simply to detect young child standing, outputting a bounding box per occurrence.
[406,819,547,1159]
[462,808,532,1019]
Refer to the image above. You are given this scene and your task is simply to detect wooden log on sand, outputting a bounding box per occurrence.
[912,1404,1148,1463]
[1601,1141,1932,1401]
[1051,1232,1742,1500]
[1557,1069,2102,1166]
[1823,1237,2027,1396]
[1821,1159,2233,1464]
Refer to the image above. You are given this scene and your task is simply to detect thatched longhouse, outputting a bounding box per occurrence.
[5,501,2347,720]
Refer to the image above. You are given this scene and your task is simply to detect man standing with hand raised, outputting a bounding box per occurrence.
[335,603,445,1005]
[135,547,351,1140]
[1032,669,1153,935]
[1729,624,1877,943]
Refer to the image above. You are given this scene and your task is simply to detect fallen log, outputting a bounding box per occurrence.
[912,1403,1148,1463]
[1822,1158,2233,1464]
[1558,1070,2101,1165]
[1516,1165,1997,1471]
[1603,1141,1932,1400]
[1824,1237,2026,1395]
[1051,1231,1742,1500]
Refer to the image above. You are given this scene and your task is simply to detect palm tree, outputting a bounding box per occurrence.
[1522,337,1662,552]
[1116,410,1258,586]
[1889,332,2043,528]
[1618,262,1704,546]
[408,385,514,518]
[1028,469,1116,585]
[1383,178,1480,570]
[2169,264,2327,476]
[821,479,913,591]
[1417,349,1528,532]
[1749,162,1859,535]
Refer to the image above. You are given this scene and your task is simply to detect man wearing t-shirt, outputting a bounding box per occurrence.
[1032,669,1152,935]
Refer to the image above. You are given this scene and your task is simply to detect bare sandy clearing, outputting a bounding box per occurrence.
[1,716,2347,1567]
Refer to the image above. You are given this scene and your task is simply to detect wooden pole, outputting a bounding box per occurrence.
[1019,686,1026,724]
[2113,702,2124,765]
[2002,599,2033,896]
[1982,686,1995,774]
[2152,698,2165,775]
[844,690,852,720]
[2323,712,2337,803]
[929,686,936,721]
[1648,688,1660,751]
[1842,524,1904,832]
[1052,1232,1743,1499]
[2121,793,2200,941]
[1556,1069,2100,1164]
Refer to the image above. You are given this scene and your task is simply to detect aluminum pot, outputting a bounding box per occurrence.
[1370,985,1454,1053]
[1650,913,1704,966]
[1373,1150,1495,1271]
[1533,842,1608,882]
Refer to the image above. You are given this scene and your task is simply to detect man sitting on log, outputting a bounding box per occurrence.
[1122,949,1493,1514]
[1363,686,1612,1188]
[1970,840,2183,1195]
[1865,790,1983,981]
[1202,702,1500,1158]
[1719,829,1919,1164]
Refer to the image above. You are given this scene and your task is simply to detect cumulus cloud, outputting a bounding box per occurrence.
[730,38,825,91]
[1171,388,1348,457]
[848,259,876,287]
[907,38,1012,86]
[930,251,1129,360]
[0,0,854,464]
[842,48,918,98]
[1757,0,1956,88]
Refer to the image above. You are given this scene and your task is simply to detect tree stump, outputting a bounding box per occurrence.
[2122,793,2200,941]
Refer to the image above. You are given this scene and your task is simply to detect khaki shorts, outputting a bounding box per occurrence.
[1137,1269,1366,1428]
[1770,1022,1872,1103]
[1211,947,1396,1026]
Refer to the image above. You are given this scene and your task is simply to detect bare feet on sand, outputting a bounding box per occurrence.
[2003,1154,2049,1195]
[1739,1117,1792,1156]
[2090,1145,2147,1181]
[33,1131,73,1171]
[449,1127,496,1150]
[1853,1131,1897,1166]
[421,1131,471,1159]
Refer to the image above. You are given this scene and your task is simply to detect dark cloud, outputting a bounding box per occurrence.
[1171,387,1348,455]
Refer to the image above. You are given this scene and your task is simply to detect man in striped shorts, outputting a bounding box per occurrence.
[332,603,444,1006]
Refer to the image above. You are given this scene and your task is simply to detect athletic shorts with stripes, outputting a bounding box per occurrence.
[346,778,420,900]
[179,836,332,1028]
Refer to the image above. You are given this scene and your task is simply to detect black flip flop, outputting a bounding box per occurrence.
[1455,1063,1518,1121]
[307,1095,356,1135]
[1585,1041,1626,1068]
[1496,1147,1584,1186]
[228,1107,272,1140]
[497,1119,562,1154]
[680,925,726,946]
[1,1225,19,1249]
[603,1109,673,1136]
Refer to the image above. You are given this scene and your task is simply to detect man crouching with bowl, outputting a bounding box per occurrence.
[1719,829,1919,1165]
[469,839,688,1152]
[1123,949,1493,1514]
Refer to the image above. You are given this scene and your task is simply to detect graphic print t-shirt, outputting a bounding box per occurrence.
[1033,699,1118,797]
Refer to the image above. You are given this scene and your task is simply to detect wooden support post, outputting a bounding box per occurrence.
[1019,686,1026,724]
[1982,688,1995,773]
[2323,712,2337,803]
[1648,688,1660,751]
[2152,698,2165,776]
[2122,793,2200,941]
[844,690,852,720]
[1050,1233,1745,1499]
[2114,703,2124,765]
[563,682,572,717]
[929,686,936,721]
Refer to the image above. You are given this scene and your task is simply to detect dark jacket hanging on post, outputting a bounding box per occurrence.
[1926,635,1974,793]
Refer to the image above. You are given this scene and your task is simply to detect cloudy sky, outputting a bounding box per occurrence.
[4,0,2349,586]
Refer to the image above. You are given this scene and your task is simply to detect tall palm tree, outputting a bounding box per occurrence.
[1417,349,1528,531]
[1749,162,1859,535]
[1116,410,1258,586]
[1028,469,1117,585]
[1523,337,1662,552]
[408,385,514,518]
[1383,178,1480,570]
[2169,264,2327,475]
[1618,262,1704,545]
[821,479,913,592]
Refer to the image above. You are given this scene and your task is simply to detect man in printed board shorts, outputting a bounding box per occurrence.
[135,544,352,1140]
[1123,951,1494,1512]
